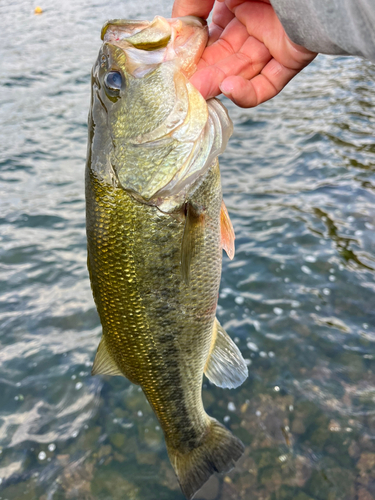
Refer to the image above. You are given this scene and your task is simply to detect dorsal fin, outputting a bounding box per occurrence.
[204,319,248,389]
[92,338,124,377]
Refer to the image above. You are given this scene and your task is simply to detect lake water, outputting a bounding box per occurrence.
[1,1,375,499]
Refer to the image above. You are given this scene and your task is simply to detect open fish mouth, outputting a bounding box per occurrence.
[101,16,208,79]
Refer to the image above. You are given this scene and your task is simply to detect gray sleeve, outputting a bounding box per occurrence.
[270,0,375,61]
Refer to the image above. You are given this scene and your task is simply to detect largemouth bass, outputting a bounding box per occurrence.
[86,15,248,499]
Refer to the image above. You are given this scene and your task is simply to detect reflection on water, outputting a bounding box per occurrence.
[0,1,375,499]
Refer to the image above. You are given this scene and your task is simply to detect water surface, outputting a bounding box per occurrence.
[1,1,375,499]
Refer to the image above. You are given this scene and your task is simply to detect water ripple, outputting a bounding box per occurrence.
[0,1,374,499]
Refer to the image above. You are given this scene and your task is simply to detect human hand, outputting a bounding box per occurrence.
[172,0,317,107]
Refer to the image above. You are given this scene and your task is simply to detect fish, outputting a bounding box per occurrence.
[85,15,248,499]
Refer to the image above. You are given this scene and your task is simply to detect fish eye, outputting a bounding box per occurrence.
[104,71,122,91]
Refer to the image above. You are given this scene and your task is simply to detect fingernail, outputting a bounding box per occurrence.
[219,82,233,96]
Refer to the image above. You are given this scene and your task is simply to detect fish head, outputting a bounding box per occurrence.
[88,16,232,210]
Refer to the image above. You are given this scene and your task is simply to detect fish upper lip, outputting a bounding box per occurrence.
[101,16,207,41]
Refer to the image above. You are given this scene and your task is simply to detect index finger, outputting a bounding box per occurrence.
[172,0,216,19]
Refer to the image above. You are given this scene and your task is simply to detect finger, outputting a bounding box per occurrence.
[226,0,270,9]
[212,0,235,28]
[190,36,270,99]
[193,54,256,99]
[204,36,270,84]
[207,23,223,47]
[200,18,250,65]
[193,24,272,98]
[237,33,272,74]
[230,1,316,68]
[219,58,300,107]
[172,0,215,19]
[207,1,235,45]
[207,23,224,46]
[190,66,227,99]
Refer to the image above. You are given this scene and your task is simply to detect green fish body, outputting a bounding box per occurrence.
[86,16,248,499]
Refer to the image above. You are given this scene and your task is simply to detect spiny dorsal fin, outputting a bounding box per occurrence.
[220,200,235,260]
[204,319,248,389]
[181,202,205,284]
[92,338,124,377]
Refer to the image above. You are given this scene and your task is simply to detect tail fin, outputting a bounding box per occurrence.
[167,417,244,500]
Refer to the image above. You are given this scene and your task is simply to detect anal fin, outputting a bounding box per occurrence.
[220,200,235,260]
[92,337,124,377]
[204,319,248,389]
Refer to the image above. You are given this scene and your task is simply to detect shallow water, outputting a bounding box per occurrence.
[1,1,375,499]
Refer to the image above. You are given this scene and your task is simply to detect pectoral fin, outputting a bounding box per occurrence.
[181,202,205,284]
[220,201,235,260]
[204,319,248,389]
[92,338,124,377]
